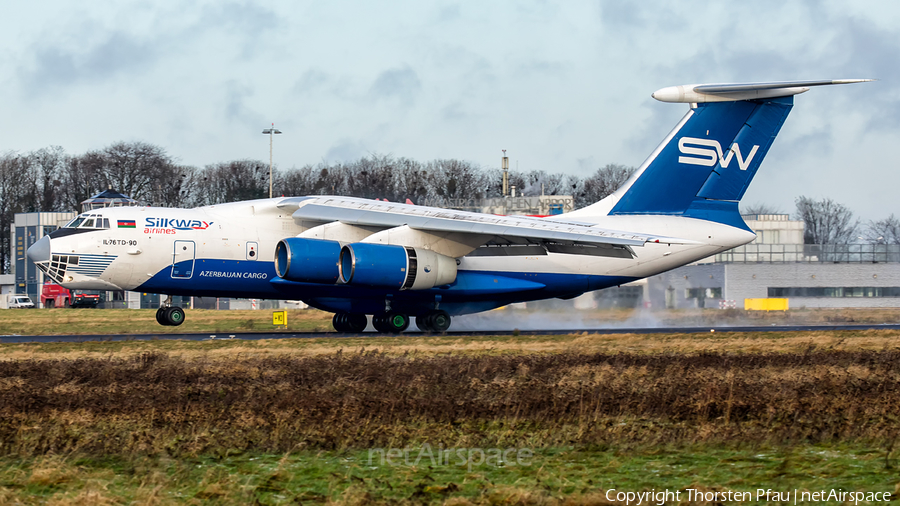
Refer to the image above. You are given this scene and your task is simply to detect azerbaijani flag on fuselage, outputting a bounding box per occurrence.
[117,220,136,229]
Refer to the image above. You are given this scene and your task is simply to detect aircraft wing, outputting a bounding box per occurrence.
[279,196,698,251]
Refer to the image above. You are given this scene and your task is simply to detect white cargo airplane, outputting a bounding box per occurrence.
[27,79,871,332]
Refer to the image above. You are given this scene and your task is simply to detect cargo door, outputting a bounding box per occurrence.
[171,241,196,279]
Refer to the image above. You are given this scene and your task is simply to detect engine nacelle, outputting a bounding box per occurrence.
[274,237,342,284]
[338,243,457,290]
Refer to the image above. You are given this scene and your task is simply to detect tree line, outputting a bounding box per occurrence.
[0,141,634,273]
[744,198,899,246]
[1,140,896,274]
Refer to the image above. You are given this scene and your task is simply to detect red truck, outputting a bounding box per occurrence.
[41,283,101,308]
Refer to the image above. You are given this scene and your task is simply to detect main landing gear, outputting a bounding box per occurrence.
[372,312,411,333]
[156,295,186,326]
[330,310,452,333]
[416,310,451,332]
[332,313,368,333]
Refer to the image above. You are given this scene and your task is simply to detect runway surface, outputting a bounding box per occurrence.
[2,323,899,343]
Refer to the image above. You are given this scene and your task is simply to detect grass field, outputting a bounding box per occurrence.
[1,311,899,503]
[1,306,899,336]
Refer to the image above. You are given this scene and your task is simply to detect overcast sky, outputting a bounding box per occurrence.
[1,0,897,220]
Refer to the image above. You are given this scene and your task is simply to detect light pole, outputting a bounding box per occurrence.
[262,123,282,198]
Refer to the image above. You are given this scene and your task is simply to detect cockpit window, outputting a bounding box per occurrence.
[63,214,111,230]
[65,217,85,229]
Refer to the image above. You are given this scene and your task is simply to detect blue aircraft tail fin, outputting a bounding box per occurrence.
[607,96,793,228]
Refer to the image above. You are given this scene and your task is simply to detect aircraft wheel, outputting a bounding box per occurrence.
[164,307,186,326]
[347,314,368,332]
[383,312,410,333]
[371,313,388,333]
[416,314,431,332]
[372,312,408,333]
[156,307,168,325]
[332,313,349,332]
[429,310,451,332]
[416,310,451,332]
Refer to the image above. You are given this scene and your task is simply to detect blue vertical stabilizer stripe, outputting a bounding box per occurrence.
[682,200,751,231]
[695,98,792,201]
[610,97,793,220]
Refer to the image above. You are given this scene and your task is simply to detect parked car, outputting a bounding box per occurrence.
[41,283,101,308]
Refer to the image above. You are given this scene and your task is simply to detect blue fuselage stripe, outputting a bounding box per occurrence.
[136,259,636,307]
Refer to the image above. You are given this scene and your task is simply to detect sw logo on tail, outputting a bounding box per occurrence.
[678,137,760,171]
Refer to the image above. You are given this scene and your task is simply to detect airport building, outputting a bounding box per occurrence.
[639,214,900,309]
[9,212,77,303]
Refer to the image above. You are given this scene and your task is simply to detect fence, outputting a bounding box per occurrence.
[715,244,900,264]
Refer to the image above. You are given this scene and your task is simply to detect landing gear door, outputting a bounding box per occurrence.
[246,242,259,261]
[172,241,196,279]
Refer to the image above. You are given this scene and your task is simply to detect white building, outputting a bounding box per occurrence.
[642,214,900,309]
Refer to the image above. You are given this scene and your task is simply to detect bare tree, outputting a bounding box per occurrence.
[579,164,635,208]
[391,157,429,203]
[196,160,268,205]
[347,154,399,200]
[277,164,320,197]
[146,164,198,208]
[0,152,36,272]
[795,196,859,244]
[58,151,106,211]
[507,170,567,197]
[425,159,489,203]
[29,146,67,212]
[102,141,175,202]
[740,202,782,216]
[864,214,900,244]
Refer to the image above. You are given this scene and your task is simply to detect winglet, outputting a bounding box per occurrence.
[652,79,875,103]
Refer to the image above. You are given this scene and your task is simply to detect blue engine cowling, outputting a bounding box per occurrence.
[338,242,457,290]
[275,238,342,284]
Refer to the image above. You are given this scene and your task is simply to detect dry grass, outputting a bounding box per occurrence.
[1,330,898,504]
[1,328,898,363]
[1,346,899,458]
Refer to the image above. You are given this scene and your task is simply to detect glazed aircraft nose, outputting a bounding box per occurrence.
[27,235,51,264]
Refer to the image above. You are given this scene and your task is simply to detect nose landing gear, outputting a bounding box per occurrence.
[156,295,186,326]
[156,306,186,326]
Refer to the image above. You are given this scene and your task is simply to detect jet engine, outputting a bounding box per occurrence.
[338,243,457,290]
[274,237,342,284]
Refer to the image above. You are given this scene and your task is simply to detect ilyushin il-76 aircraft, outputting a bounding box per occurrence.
[27,79,870,332]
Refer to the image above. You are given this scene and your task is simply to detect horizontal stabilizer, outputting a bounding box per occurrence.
[652,79,874,103]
